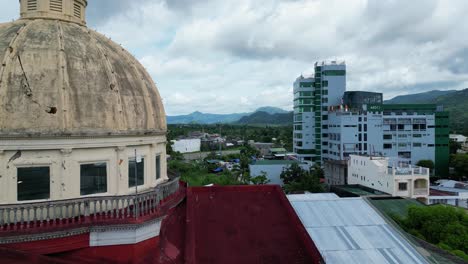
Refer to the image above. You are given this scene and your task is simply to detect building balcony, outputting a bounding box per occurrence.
[413,188,428,196]
[0,174,184,238]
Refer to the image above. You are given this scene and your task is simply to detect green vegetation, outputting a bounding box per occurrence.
[370,198,424,218]
[393,205,468,260]
[450,153,468,180]
[169,144,270,187]
[391,205,468,261]
[168,124,293,151]
[416,160,435,171]
[236,111,293,125]
[433,88,468,135]
[280,163,324,193]
[450,140,462,155]
[168,160,242,186]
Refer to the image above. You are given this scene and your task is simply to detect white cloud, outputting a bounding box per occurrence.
[1,0,468,115]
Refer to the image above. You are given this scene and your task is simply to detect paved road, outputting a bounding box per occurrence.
[182,150,241,161]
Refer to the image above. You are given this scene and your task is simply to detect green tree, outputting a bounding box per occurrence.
[250,171,270,185]
[280,163,308,185]
[400,205,468,256]
[283,170,324,194]
[450,154,468,179]
[450,140,462,154]
[416,160,435,170]
[281,164,324,193]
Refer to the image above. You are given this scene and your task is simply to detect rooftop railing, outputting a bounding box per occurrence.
[0,175,184,236]
[388,166,429,176]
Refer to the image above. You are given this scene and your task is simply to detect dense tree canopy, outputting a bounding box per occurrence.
[450,154,468,180]
[280,164,324,193]
[393,205,468,261]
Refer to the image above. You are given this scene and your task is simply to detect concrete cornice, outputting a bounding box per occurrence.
[0,135,167,151]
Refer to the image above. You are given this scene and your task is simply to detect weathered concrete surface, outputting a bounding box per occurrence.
[0,18,166,138]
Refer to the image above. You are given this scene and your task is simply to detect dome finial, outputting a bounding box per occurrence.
[20,0,87,26]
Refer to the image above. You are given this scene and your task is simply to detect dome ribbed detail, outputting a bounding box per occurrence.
[0,19,166,137]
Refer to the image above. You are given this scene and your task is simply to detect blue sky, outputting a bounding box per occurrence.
[1,0,468,115]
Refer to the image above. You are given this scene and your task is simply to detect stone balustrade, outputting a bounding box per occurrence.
[0,176,182,236]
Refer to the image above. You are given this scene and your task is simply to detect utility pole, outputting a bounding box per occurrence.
[218,124,222,156]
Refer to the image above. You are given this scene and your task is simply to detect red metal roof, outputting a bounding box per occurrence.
[429,189,455,196]
[161,185,323,264]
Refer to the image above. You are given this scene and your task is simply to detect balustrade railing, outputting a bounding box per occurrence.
[413,188,428,195]
[0,177,182,233]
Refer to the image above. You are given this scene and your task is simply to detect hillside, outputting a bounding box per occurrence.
[254,106,289,114]
[167,111,246,124]
[385,90,456,104]
[236,111,293,125]
[166,107,288,124]
[432,88,468,134]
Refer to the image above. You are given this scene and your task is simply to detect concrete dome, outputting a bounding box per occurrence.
[0,9,166,137]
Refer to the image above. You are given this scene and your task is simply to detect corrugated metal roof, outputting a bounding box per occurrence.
[288,194,429,264]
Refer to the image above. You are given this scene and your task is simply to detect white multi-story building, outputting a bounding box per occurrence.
[348,155,429,200]
[293,61,450,178]
[293,61,346,163]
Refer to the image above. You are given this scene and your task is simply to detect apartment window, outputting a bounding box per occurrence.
[413,134,422,138]
[358,117,362,122]
[299,82,313,88]
[383,134,392,140]
[129,158,145,187]
[399,182,408,191]
[364,134,367,142]
[364,124,367,132]
[80,163,107,195]
[358,124,362,132]
[398,124,404,130]
[413,143,422,147]
[322,70,346,76]
[156,155,161,179]
[322,80,329,87]
[358,134,362,141]
[17,167,50,201]
[384,144,392,149]
[390,124,397,131]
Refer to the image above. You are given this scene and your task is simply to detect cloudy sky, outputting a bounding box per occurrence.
[1,0,468,115]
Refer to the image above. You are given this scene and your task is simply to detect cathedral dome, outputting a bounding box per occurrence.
[0,0,166,138]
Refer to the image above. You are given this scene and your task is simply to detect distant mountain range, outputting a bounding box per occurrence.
[430,89,468,134]
[167,89,468,133]
[384,90,457,104]
[166,106,289,124]
[237,111,294,125]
